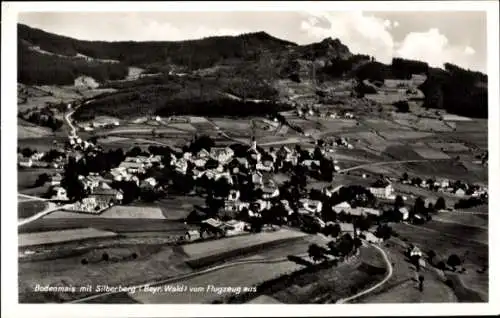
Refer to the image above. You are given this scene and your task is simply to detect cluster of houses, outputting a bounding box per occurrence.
[18,151,64,169]
[401,175,488,198]
[51,172,125,213]
[296,106,355,120]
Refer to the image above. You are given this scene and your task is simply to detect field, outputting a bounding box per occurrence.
[443,114,472,121]
[19,245,192,303]
[379,130,434,141]
[356,242,457,304]
[18,216,189,234]
[183,229,307,260]
[362,118,411,131]
[266,245,386,304]
[390,222,488,298]
[153,196,205,220]
[18,168,61,190]
[45,205,165,219]
[18,123,53,139]
[412,145,450,159]
[433,212,487,229]
[392,183,461,205]
[18,201,48,219]
[427,142,470,153]
[130,260,305,304]
[19,228,118,247]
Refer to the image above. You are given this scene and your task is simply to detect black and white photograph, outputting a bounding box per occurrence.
[1,1,499,317]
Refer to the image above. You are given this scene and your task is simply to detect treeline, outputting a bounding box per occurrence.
[18,42,128,85]
[19,24,296,70]
[419,63,488,118]
[321,54,371,78]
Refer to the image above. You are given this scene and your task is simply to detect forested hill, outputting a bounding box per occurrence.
[18,23,297,71]
[18,23,488,119]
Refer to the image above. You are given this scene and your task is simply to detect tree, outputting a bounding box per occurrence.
[353,237,363,250]
[412,197,426,217]
[427,250,436,265]
[308,243,326,263]
[418,275,425,292]
[102,252,110,261]
[394,100,410,113]
[394,195,405,209]
[21,147,35,158]
[34,173,50,187]
[323,222,341,238]
[435,197,446,211]
[375,224,392,240]
[402,172,409,181]
[337,233,354,257]
[447,254,462,271]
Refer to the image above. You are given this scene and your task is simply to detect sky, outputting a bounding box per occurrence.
[18,11,487,73]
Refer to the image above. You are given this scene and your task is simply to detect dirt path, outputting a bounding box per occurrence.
[336,243,393,304]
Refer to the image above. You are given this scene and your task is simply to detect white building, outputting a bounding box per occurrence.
[369,181,395,199]
[299,199,323,214]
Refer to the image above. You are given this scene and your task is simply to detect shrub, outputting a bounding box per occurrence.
[102,252,109,261]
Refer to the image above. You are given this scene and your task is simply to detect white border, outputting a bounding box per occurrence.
[2,1,499,317]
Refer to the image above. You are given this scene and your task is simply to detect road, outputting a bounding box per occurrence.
[18,202,66,227]
[69,253,308,304]
[18,193,49,202]
[336,243,393,304]
[337,159,450,174]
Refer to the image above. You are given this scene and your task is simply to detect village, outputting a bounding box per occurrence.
[17,114,488,245]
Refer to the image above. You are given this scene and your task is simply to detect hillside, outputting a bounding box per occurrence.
[18,23,488,119]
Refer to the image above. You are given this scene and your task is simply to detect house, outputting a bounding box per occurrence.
[197,149,210,158]
[364,232,383,244]
[52,186,68,201]
[323,185,336,198]
[357,207,382,217]
[210,147,234,164]
[333,201,352,213]
[118,161,145,174]
[92,188,124,204]
[224,220,249,235]
[252,172,264,185]
[299,199,323,214]
[74,75,99,89]
[280,200,294,215]
[398,207,410,220]
[236,157,250,169]
[227,189,240,201]
[410,246,423,258]
[142,177,158,188]
[192,157,207,168]
[185,230,201,241]
[253,199,271,212]
[50,173,63,186]
[369,180,395,199]
[256,161,273,172]
[175,159,189,174]
[262,185,280,199]
[455,188,466,197]
[214,171,233,184]
[301,160,320,169]
[19,158,33,168]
